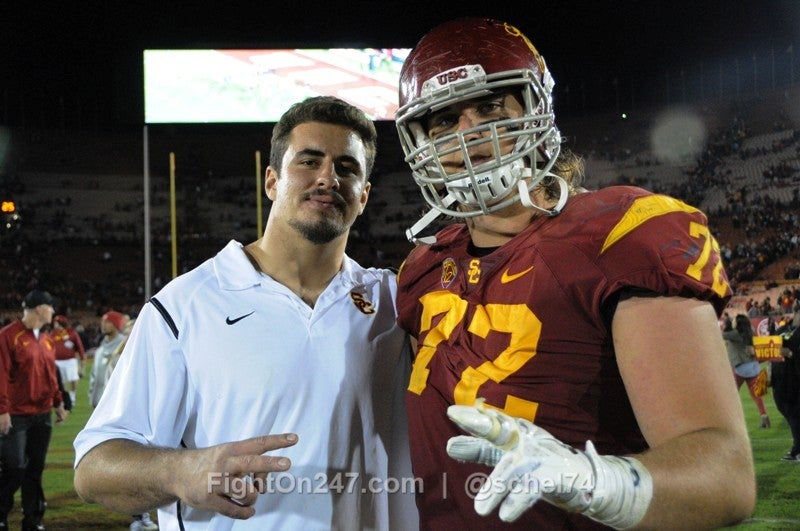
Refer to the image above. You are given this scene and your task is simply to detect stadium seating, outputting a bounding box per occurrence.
[1,89,799,315]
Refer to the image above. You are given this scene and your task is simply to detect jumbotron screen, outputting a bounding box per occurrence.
[143,49,409,123]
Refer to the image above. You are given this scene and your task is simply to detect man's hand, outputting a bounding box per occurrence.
[170,434,298,520]
[446,401,652,529]
[55,404,68,424]
[0,412,10,435]
[75,434,298,518]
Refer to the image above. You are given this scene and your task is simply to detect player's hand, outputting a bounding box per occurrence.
[0,412,11,435]
[446,401,652,528]
[171,434,298,520]
[447,402,594,521]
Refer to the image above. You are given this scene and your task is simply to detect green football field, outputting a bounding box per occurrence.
[5,363,800,530]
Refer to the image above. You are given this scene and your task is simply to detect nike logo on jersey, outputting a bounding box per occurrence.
[226,311,255,325]
[500,266,534,284]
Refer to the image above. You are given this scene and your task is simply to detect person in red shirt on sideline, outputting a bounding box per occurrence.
[51,315,86,408]
[0,290,68,531]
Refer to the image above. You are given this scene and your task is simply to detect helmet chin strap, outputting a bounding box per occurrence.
[405,193,457,244]
[405,172,569,245]
[518,171,569,217]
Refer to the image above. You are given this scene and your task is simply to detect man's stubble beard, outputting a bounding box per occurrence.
[288,217,347,245]
[287,188,354,244]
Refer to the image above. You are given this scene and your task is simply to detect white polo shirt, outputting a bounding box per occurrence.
[74,240,418,530]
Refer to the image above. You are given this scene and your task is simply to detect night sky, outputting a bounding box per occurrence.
[2,0,799,128]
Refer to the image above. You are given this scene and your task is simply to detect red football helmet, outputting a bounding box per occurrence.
[396,18,565,242]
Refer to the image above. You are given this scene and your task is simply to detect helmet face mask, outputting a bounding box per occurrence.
[396,18,565,241]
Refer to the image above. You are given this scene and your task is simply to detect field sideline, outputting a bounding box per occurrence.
[5,362,800,530]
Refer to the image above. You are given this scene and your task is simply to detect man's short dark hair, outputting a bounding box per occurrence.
[269,96,378,178]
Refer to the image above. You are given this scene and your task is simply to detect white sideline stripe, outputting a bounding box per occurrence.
[745,518,800,524]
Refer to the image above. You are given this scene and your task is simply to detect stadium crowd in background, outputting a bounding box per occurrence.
[2,83,800,313]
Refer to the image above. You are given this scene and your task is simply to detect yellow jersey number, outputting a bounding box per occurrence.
[407,291,541,422]
[686,221,729,297]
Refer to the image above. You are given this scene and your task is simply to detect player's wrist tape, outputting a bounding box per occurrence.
[577,441,653,530]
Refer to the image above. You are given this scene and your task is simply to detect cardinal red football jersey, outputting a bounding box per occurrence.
[397,186,731,530]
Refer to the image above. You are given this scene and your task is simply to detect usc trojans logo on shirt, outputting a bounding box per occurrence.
[350,292,376,315]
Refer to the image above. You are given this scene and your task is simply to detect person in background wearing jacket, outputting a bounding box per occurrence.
[0,290,68,531]
[88,310,128,409]
[774,312,800,461]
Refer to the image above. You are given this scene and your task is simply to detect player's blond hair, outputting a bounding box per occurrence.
[543,148,585,199]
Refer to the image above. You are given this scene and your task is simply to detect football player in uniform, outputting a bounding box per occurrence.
[394,17,755,530]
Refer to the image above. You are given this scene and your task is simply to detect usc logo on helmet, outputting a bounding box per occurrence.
[350,292,376,315]
[436,67,469,86]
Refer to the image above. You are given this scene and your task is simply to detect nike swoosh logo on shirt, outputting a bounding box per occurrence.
[225,311,255,325]
[500,266,534,284]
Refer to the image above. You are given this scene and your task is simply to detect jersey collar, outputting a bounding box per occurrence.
[213,240,263,291]
[213,240,366,292]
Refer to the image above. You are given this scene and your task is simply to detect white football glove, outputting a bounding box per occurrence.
[446,400,652,529]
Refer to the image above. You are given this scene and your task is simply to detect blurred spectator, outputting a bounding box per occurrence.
[774,313,800,461]
[88,311,128,409]
[723,314,771,429]
[51,315,86,406]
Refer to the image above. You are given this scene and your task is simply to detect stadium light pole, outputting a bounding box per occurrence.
[143,125,152,300]
[169,152,178,279]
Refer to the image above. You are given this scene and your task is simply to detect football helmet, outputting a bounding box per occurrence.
[396,18,566,243]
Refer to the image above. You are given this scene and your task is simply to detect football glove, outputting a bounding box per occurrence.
[446,400,652,529]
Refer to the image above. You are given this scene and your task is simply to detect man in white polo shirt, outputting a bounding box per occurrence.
[73,96,417,530]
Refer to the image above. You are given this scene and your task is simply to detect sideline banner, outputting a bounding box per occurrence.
[752,335,784,362]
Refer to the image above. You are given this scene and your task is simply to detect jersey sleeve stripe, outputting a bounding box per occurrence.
[149,297,179,339]
[601,195,702,254]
